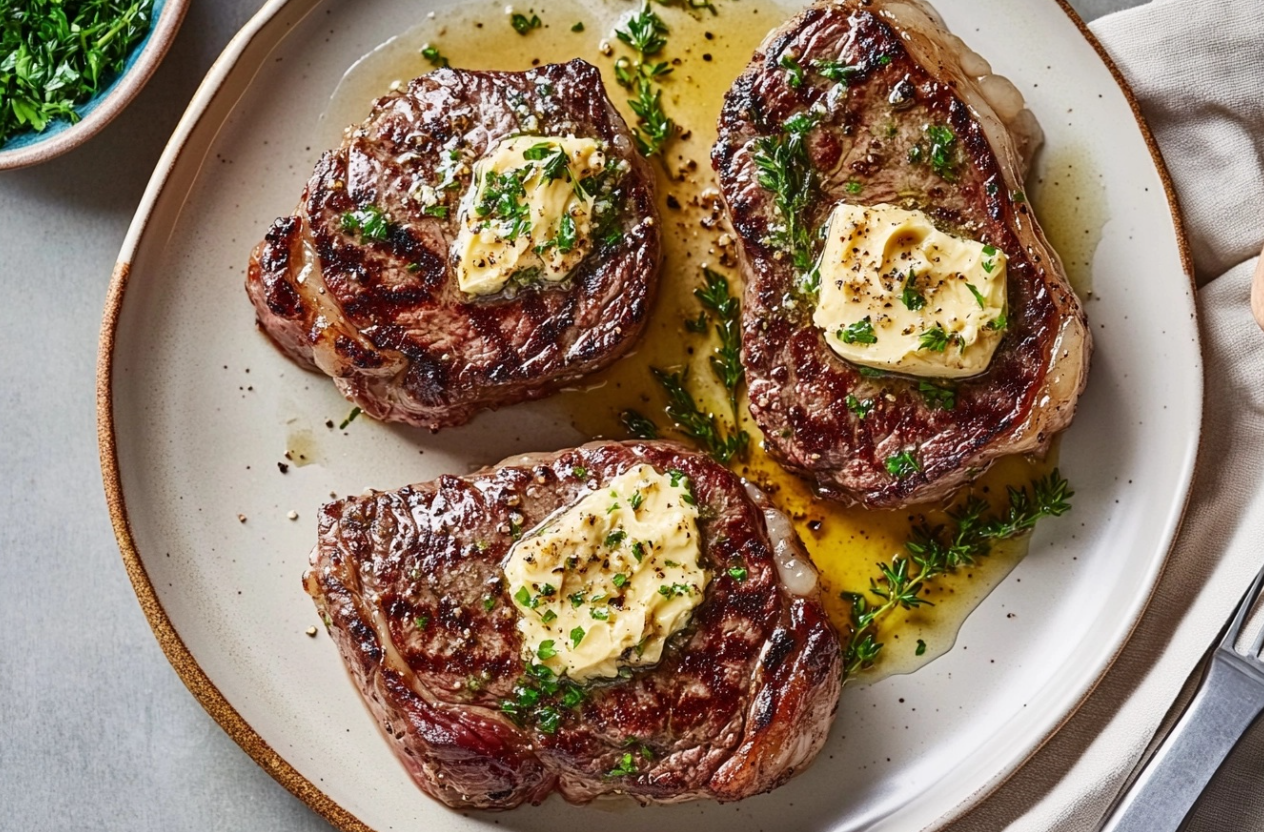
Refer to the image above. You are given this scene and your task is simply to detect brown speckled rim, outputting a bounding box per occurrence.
[95,2,1199,832]
[0,0,191,170]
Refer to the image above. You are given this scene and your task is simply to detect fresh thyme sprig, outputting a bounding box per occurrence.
[649,367,749,463]
[750,113,819,287]
[614,3,675,157]
[693,268,744,419]
[842,471,1074,678]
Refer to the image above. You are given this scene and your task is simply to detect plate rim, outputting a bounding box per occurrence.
[95,1,1200,830]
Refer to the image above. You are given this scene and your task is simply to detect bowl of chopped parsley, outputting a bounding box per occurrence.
[0,0,189,169]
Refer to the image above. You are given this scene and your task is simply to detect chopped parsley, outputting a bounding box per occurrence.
[631,541,646,562]
[421,44,449,68]
[901,270,926,311]
[607,752,637,778]
[414,615,429,630]
[629,491,644,510]
[846,394,874,418]
[340,205,391,241]
[591,607,610,621]
[612,573,629,589]
[510,12,542,34]
[884,450,921,478]
[916,639,927,656]
[541,609,557,624]
[779,53,805,88]
[572,466,588,479]
[537,640,558,660]
[571,21,585,32]
[966,283,987,308]
[605,529,627,548]
[728,566,748,582]
[570,626,586,648]
[917,380,957,411]
[658,583,691,597]
[814,59,861,85]
[339,406,362,430]
[846,179,864,195]
[839,316,877,345]
[918,326,951,353]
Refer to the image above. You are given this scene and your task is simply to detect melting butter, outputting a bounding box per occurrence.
[813,203,1007,378]
[455,135,609,295]
[504,464,707,682]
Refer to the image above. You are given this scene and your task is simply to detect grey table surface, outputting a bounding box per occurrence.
[0,0,1146,830]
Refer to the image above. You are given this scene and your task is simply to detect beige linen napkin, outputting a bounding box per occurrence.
[946,0,1264,830]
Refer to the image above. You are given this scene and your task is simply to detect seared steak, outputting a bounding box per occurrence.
[247,60,660,430]
[304,441,841,808]
[713,0,1091,507]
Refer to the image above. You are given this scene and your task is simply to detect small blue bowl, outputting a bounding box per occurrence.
[0,0,189,169]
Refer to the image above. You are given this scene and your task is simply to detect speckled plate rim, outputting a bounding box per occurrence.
[95,1,1199,831]
[0,0,191,171]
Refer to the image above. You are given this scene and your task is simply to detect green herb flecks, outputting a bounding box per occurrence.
[918,326,952,353]
[607,752,637,778]
[339,407,362,430]
[901,270,926,311]
[510,12,542,34]
[341,205,391,241]
[845,394,873,419]
[0,0,156,146]
[814,59,861,85]
[915,639,927,656]
[751,112,819,285]
[842,471,1073,677]
[917,380,957,411]
[839,316,878,346]
[421,44,450,68]
[651,367,749,464]
[909,123,959,182]
[884,450,920,478]
[779,54,805,88]
[500,661,585,734]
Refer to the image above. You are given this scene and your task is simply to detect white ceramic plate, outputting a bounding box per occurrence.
[98,1,1201,830]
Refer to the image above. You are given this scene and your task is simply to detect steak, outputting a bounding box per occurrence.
[304,441,841,808]
[246,59,660,430]
[712,0,1091,507]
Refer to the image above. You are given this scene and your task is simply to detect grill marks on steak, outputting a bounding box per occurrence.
[713,0,1090,507]
[246,59,660,429]
[304,442,841,808]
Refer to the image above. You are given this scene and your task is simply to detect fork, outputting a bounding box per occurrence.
[1099,563,1264,832]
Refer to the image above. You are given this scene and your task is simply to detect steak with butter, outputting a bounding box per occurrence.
[713,0,1091,507]
[304,441,841,808]
[246,59,660,430]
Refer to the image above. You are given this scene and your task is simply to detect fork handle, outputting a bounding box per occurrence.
[1100,655,1264,832]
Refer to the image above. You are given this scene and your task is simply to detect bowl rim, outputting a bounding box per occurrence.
[0,0,191,171]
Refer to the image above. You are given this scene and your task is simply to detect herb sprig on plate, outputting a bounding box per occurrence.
[613,3,674,157]
[842,471,1074,677]
[1,0,156,146]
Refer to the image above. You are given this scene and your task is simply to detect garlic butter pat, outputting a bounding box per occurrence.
[504,464,707,682]
[454,135,607,296]
[812,203,1008,378]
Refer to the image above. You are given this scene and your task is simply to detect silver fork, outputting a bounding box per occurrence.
[1100,563,1264,832]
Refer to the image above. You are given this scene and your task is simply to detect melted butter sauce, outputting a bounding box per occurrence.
[324,0,1076,682]
[1028,140,1108,299]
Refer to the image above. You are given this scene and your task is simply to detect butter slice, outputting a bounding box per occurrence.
[504,464,707,682]
[812,203,1008,378]
[454,135,605,296]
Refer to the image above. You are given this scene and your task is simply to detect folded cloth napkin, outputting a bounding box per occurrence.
[948,0,1264,829]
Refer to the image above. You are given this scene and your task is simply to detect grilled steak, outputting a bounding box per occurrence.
[713,0,1091,507]
[246,59,660,430]
[304,441,841,809]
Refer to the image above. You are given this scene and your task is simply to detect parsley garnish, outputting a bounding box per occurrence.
[612,573,629,588]
[885,450,921,478]
[572,466,588,479]
[414,615,429,630]
[915,639,927,656]
[845,179,863,195]
[814,59,861,84]
[728,566,748,582]
[779,54,805,88]
[901,270,926,311]
[966,283,987,309]
[421,44,449,68]
[917,380,957,410]
[629,491,644,510]
[570,626,586,648]
[918,326,951,353]
[340,205,391,241]
[631,541,646,562]
[541,609,557,624]
[658,583,691,597]
[537,640,557,660]
[607,752,637,778]
[510,12,541,34]
[846,394,873,418]
[605,529,626,548]
[339,406,362,429]
[839,316,877,345]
